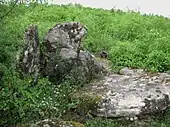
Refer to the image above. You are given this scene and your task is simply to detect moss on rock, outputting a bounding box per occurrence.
[70,121,84,127]
[72,93,102,115]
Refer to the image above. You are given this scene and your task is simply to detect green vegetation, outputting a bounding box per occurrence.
[85,117,170,127]
[0,2,170,127]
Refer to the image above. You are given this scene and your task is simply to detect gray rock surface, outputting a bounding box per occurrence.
[17,25,40,85]
[83,68,170,118]
[40,22,104,84]
[17,22,104,85]
[31,119,84,127]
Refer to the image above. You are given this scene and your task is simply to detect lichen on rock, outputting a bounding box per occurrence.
[31,119,84,127]
[87,68,170,118]
[17,22,105,85]
[17,25,40,85]
[41,22,104,84]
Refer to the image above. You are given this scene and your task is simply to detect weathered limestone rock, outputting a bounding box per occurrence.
[78,68,170,118]
[17,22,104,85]
[40,22,104,84]
[31,119,84,127]
[17,25,40,84]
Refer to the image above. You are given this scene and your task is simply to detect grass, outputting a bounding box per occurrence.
[0,2,170,127]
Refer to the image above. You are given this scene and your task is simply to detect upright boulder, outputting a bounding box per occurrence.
[17,25,40,84]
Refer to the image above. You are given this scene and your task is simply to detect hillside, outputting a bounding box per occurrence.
[0,3,170,127]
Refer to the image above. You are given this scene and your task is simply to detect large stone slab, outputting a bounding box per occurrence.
[31,119,84,127]
[81,67,170,118]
